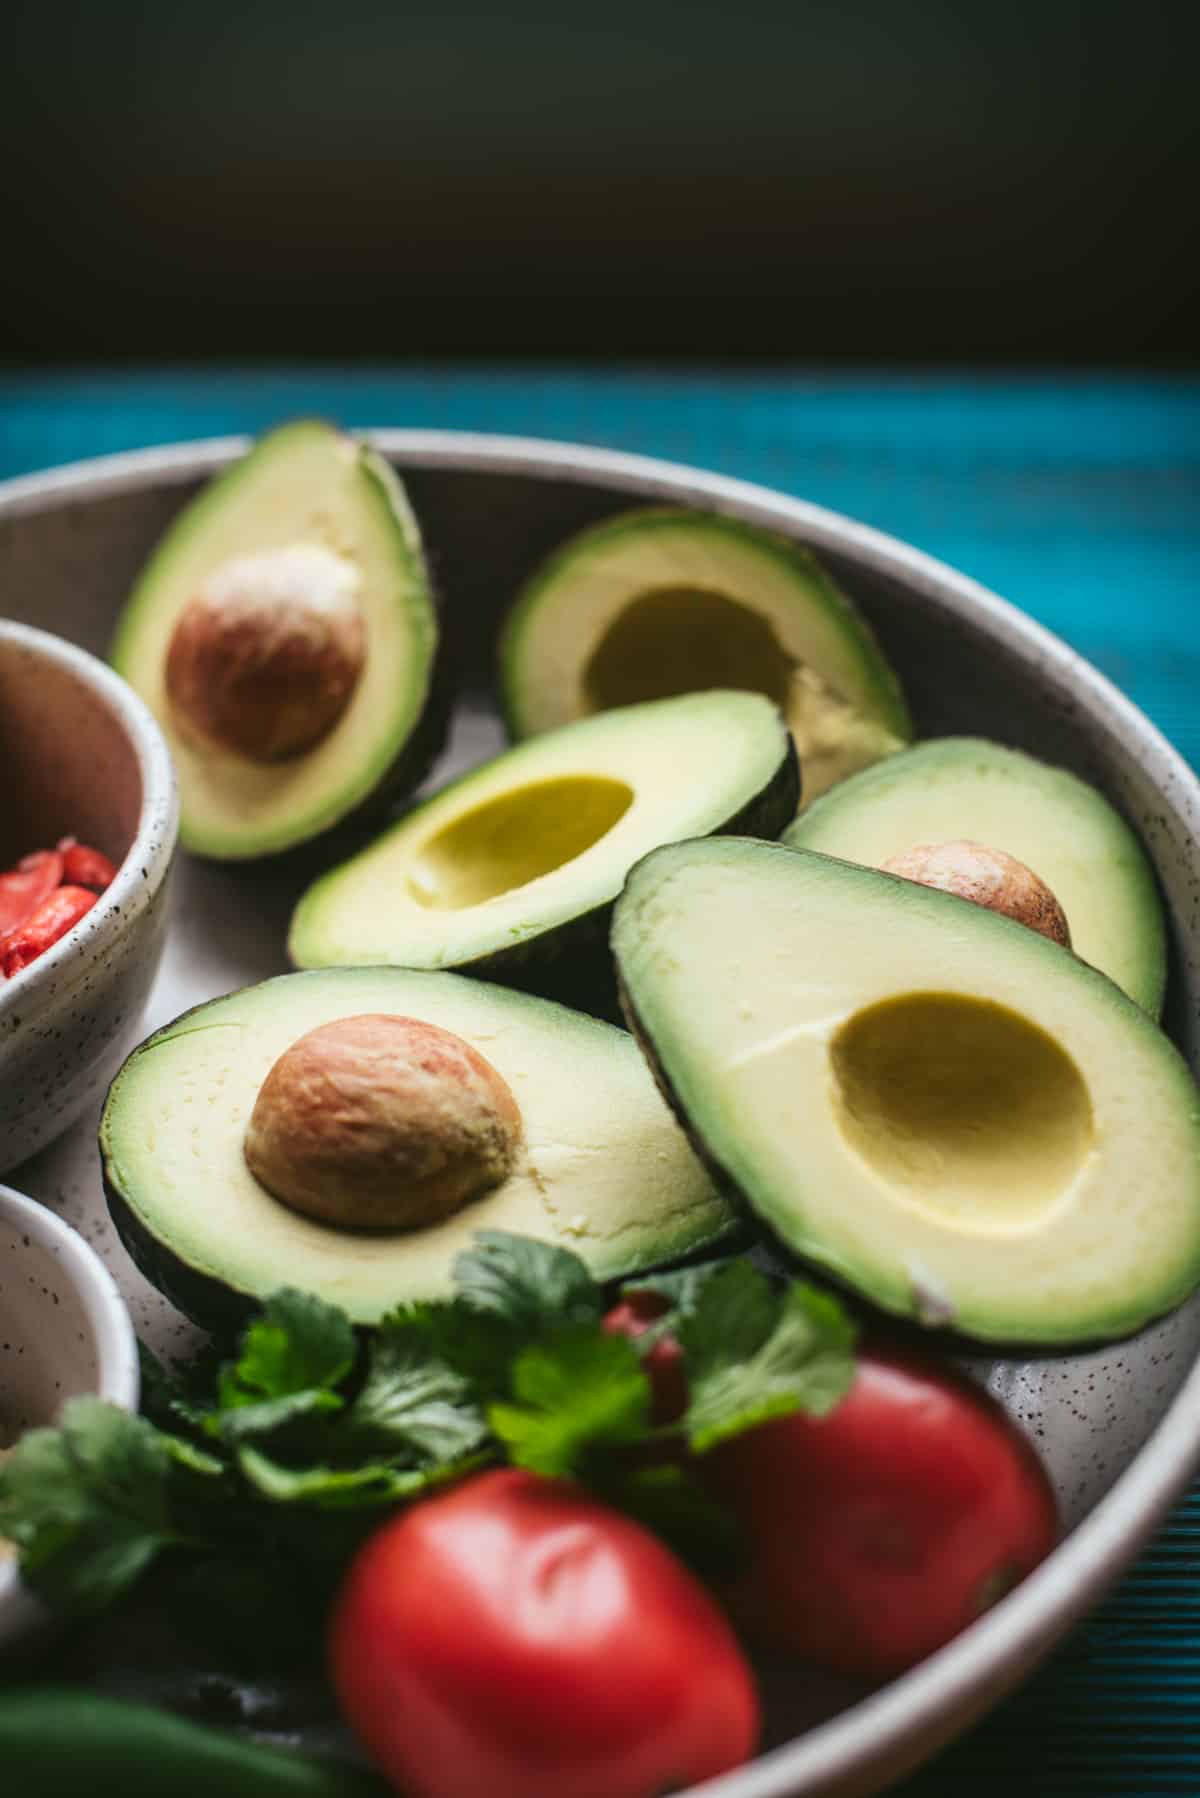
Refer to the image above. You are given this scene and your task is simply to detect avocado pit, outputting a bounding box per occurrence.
[243,1013,523,1231]
[882,840,1071,946]
[165,542,366,762]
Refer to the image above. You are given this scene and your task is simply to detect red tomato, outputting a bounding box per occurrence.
[1,884,98,978]
[328,1467,759,1798]
[0,849,64,936]
[703,1346,1059,1681]
[602,1291,688,1424]
[57,838,118,890]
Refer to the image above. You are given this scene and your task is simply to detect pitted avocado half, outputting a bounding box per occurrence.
[613,836,1200,1347]
[288,689,797,997]
[110,420,441,859]
[99,967,734,1330]
[786,737,1167,1014]
[499,507,911,807]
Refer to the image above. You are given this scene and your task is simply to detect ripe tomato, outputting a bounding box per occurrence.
[602,1290,688,1424]
[328,1467,758,1798]
[0,849,64,936]
[703,1345,1059,1681]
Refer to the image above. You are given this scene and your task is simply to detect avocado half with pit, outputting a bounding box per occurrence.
[499,507,911,806]
[110,420,441,859]
[612,837,1200,1346]
[785,737,1167,1014]
[288,689,797,998]
[99,967,735,1330]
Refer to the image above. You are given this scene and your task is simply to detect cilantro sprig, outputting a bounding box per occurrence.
[0,1231,855,1620]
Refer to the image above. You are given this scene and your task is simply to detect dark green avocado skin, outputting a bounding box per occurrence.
[99,993,289,1340]
[456,730,801,1020]
[615,970,745,1210]
[102,1155,261,1341]
[615,964,1166,1354]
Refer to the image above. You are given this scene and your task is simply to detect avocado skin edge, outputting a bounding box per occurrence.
[97,973,750,1336]
[440,727,801,1019]
[98,992,291,1339]
[102,1151,262,1342]
[613,962,1193,1355]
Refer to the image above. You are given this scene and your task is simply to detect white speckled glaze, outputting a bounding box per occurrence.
[0,434,1199,1795]
[0,1180,140,1650]
[0,621,179,1173]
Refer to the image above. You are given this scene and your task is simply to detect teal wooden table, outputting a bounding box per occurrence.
[2,368,1199,1794]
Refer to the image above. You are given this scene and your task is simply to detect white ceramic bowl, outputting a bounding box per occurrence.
[2,433,1200,1794]
[0,620,179,1174]
[0,1180,140,1651]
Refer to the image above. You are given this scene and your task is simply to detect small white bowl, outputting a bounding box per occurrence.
[0,619,179,1173]
[0,1180,140,1651]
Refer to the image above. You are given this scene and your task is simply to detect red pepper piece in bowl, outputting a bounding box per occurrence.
[1,884,98,978]
[0,850,65,935]
[57,838,119,891]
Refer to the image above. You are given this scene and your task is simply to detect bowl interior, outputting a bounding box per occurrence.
[1,1213,108,1437]
[0,629,145,871]
[2,436,1199,1790]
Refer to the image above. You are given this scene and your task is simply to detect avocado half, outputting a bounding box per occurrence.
[498,507,911,806]
[288,689,797,1001]
[785,737,1167,1015]
[612,837,1200,1347]
[110,421,442,859]
[99,968,735,1331]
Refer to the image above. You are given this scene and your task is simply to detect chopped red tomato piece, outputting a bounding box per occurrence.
[1,884,98,978]
[57,838,119,890]
[0,850,64,935]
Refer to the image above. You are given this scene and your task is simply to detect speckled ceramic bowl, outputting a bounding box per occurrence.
[0,620,179,1174]
[0,435,1199,1796]
[0,1179,140,1651]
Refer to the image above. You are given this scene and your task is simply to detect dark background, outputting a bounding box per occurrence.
[2,0,1197,365]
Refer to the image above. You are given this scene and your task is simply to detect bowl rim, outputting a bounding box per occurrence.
[0,617,178,1017]
[0,1179,140,1624]
[1,428,1199,1795]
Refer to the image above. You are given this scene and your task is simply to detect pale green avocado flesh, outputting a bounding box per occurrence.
[612,837,1200,1346]
[785,737,1167,1015]
[99,968,734,1327]
[288,689,796,982]
[499,508,911,806]
[110,421,439,859]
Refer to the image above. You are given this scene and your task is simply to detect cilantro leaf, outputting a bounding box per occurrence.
[489,1325,649,1476]
[222,1288,357,1402]
[374,1299,519,1399]
[211,1388,346,1443]
[454,1230,604,1333]
[238,1444,486,1509]
[210,1288,357,1442]
[679,1260,779,1365]
[158,1433,226,1478]
[679,1265,857,1451]
[137,1341,212,1436]
[0,1398,181,1614]
[619,1258,733,1321]
[349,1320,490,1464]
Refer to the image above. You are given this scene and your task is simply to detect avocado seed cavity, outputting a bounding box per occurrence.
[831,992,1093,1227]
[881,840,1071,947]
[243,1014,523,1231]
[165,543,366,762]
